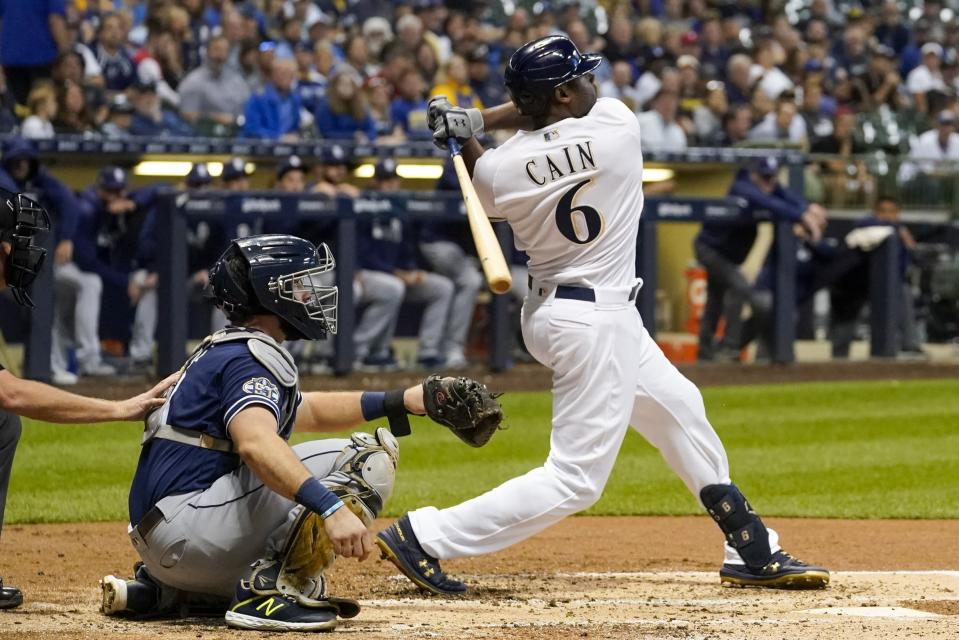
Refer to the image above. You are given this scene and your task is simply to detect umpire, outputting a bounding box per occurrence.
[0,189,173,610]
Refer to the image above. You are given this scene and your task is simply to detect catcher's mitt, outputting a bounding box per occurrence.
[422,375,503,447]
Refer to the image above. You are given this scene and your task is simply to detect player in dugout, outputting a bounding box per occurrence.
[0,188,174,609]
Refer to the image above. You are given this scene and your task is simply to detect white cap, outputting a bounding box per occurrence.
[922,42,944,58]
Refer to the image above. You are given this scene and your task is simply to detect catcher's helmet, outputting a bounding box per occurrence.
[504,35,603,116]
[209,234,338,340]
[0,188,51,308]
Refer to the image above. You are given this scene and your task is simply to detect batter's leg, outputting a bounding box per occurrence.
[404,300,642,562]
[627,327,828,588]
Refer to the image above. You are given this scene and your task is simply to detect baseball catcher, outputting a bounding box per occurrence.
[99,234,502,631]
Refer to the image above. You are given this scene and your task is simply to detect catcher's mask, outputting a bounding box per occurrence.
[0,188,51,307]
[209,234,338,340]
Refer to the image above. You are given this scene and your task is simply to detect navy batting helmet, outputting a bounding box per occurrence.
[209,235,338,340]
[0,188,50,308]
[505,35,603,116]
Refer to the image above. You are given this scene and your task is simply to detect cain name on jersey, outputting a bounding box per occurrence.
[524,141,597,186]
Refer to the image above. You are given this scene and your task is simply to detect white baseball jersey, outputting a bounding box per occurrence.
[472,97,644,288]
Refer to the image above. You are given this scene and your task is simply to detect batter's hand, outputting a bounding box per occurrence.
[427,95,453,131]
[114,372,178,421]
[324,506,373,560]
[431,106,484,150]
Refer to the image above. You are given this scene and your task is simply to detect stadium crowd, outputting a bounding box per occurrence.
[0,0,958,156]
[1,0,958,379]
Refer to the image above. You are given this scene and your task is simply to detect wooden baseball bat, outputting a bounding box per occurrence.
[447,139,512,295]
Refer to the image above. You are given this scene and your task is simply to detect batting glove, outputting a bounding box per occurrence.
[431,106,484,150]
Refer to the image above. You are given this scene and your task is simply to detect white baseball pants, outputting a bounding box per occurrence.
[409,285,779,566]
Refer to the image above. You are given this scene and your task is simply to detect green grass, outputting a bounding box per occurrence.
[6,379,958,524]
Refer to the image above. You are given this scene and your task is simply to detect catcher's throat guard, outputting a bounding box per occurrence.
[0,188,51,307]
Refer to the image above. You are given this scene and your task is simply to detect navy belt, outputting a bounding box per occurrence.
[528,276,640,303]
[135,505,165,540]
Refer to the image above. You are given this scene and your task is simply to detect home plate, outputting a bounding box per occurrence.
[805,607,941,619]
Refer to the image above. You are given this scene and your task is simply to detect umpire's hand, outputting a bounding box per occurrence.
[324,507,373,560]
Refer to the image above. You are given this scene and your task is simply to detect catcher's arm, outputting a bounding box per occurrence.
[295,388,426,433]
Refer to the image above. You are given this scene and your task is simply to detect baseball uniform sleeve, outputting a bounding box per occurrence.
[472,150,503,221]
[220,356,289,434]
[589,97,642,140]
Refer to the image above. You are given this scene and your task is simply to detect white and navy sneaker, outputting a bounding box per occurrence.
[224,580,339,632]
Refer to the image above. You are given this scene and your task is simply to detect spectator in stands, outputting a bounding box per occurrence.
[907,43,946,115]
[20,83,57,140]
[0,0,69,105]
[178,35,250,136]
[95,12,136,92]
[390,67,430,140]
[637,89,687,152]
[603,14,640,64]
[361,17,394,63]
[74,166,159,368]
[861,45,901,112]
[693,80,728,144]
[725,54,753,106]
[134,28,182,109]
[749,91,808,147]
[313,69,376,141]
[129,80,193,137]
[694,157,824,361]
[52,80,94,135]
[430,54,482,109]
[800,80,834,145]
[242,57,302,140]
[677,55,703,113]
[220,157,251,191]
[0,137,114,384]
[51,50,106,122]
[875,0,910,55]
[353,159,454,371]
[698,12,729,81]
[467,45,505,108]
[366,76,402,141]
[600,61,641,112]
[752,38,794,100]
[711,103,752,146]
[343,34,374,79]
[811,109,871,206]
[898,110,959,199]
[100,94,134,138]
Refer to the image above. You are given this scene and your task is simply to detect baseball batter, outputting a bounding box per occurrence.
[377,36,829,593]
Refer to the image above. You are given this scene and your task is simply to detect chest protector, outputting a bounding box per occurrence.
[142,327,300,452]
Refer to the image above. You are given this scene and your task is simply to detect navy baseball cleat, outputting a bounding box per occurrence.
[376,515,466,595]
[720,550,830,589]
[224,580,339,632]
[0,577,23,609]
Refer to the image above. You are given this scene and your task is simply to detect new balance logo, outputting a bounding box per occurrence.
[255,597,285,617]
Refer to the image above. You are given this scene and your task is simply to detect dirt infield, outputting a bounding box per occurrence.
[2,517,957,639]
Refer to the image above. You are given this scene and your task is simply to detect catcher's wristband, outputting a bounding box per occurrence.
[384,389,412,438]
[295,477,344,520]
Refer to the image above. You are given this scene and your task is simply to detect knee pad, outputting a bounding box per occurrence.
[700,483,771,570]
[322,426,399,520]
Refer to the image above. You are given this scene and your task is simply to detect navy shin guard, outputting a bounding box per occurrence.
[700,484,772,570]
